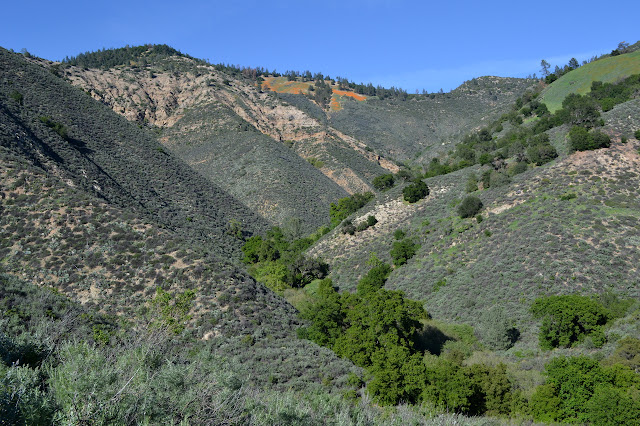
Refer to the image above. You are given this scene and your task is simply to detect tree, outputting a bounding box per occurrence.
[458,196,483,218]
[617,41,630,54]
[390,238,419,266]
[403,180,429,203]
[558,93,601,127]
[540,59,551,77]
[569,126,611,151]
[372,173,395,191]
[530,295,610,349]
[568,57,579,70]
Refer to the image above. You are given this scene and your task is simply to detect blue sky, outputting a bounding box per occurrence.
[3,0,639,92]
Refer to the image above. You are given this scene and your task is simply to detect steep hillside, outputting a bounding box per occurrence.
[59,47,393,229]
[541,48,640,112]
[0,47,359,395]
[0,48,270,259]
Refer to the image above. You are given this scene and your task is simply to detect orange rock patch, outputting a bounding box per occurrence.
[332,89,366,101]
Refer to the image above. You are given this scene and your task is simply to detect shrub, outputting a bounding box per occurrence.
[356,222,369,232]
[478,307,518,350]
[390,238,419,266]
[9,90,23,104]
[341,220,355,235]
[329,192,374,226]
[372,174,395,191]
[569,126,611,151]
[527,144,557,166]
[366,215,378,227]
[530,295,610,349]
[458,196,483,218]
[635,129,640,140]
[402,180,429,203]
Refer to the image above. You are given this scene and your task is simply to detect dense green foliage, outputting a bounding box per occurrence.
[242,227,329,291]
[568,126,611,151]
[402,180,429,203]
[299,262,519,413]
[390,238,420,266]
[530,356,640,423]
[530,295,610,349]
[589,74,640,111]
[329,192,374,226]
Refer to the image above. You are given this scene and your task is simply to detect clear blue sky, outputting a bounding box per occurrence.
[3,0,639,92]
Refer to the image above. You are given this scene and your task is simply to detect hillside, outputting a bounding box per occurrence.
[59,47,394,230]
[309,105,640,350]
[541,48,640,112]
[4,41,640,424]
[330,76,537,164]
[0,47,361,400]
[59,46,536,230]
[0,47,270,259]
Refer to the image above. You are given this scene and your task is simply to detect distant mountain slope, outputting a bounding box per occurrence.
[541,48,640,112]
[59,47,392,230]
[0,47,270,259]
[330,77,537,164]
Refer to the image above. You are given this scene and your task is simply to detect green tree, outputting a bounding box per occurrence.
[557,94,600,127]
[457,196,483,218]
[402,180,429,203]
[569,126,611,151]
[540,59,551,77]
[390,238,419,266]
[372,174,395,191]
[530,295,610,349]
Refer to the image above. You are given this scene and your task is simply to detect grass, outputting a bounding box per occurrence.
[541,49,640,112]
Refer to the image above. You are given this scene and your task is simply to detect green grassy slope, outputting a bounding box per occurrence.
[0,47,269,259]
[329,77,537,164]
[541,49,640,112]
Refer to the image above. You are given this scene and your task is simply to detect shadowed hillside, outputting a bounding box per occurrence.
[0,47,270,259]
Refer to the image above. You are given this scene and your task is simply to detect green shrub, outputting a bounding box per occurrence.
[393,229,406,240]
[530,356,640,424]
[9,90,23,105]
[526,144,557,166]
[372,174,395,191]
[635,129,640,139]
[329,192,374,226]
[457,196,483,218]
[390,238,419,266]
[38,116,69,140]
[341,220,355,235]
[402,180,429,203]
[569,126,611,151]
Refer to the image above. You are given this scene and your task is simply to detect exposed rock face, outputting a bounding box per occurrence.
[64,58,392,195]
